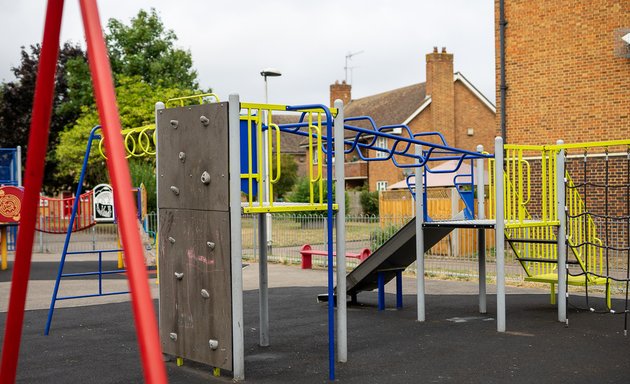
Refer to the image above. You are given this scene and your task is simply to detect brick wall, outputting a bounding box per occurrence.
[454,81,496,153]
[330,81,351,107]
[426,47,455,146]
[495,0,630,144]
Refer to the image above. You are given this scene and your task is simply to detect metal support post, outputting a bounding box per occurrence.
[333,99,347,363]
[16,145,22,187]
[415,144,425,321]
[258,213,269,346]
[494,137,506,332]
[377,272,385,311]
[396,270,403,309]
[228,94,245,380]
[476,145,487,314]
[556,140,567,323]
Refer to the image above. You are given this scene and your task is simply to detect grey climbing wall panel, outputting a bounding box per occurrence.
[157,103,233,371]
[157,103,229,211]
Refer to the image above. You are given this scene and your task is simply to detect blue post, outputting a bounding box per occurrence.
[377,272,385,311]
[396,270,403,309]
[287,104,335,380]
[98,251,103,296]
[326,111,335,381]
[45,125,100,335]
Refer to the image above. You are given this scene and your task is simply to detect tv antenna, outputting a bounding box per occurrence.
[344,50,364,83]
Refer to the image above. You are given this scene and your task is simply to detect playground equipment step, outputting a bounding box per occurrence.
[515,257,580,265]
[507,238,557,244]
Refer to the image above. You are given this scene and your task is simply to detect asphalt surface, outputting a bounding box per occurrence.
[1,262,629,383]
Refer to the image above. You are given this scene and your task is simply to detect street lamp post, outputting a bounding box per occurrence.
[260,68,281,253]
[257,68,280,347]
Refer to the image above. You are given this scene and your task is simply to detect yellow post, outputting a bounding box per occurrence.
[117,227,124,269]
[1,226,7,271]
[176,357,184,366]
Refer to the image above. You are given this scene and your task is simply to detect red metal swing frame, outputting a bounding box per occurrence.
[0,1,167,383]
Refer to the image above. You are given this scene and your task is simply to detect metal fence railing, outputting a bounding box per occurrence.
[26,212,628,292]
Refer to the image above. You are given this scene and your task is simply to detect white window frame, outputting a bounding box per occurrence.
[375,137,388,158]
[376,181,388,191]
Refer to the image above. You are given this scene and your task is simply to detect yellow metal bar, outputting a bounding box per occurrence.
[1,227,7,271]
[517,149,524,223]
[117,230,124,269]
[521,158,531,206]
[505,220,560,229]
[247,110,254,206]
[308,118,315,205]
[317,113,323,205]
[504,144,547,151]
[166,93,220,107]
[243,203,338,214]
[257,116,264,206]
[267,112,274,206]
[552,139,630,150]
[269,124,281,184]
[541,151,548,221]
[241,102,287,112]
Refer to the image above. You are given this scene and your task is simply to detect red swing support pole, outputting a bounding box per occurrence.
[0,1,168,382]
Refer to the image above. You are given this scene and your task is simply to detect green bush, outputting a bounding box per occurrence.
[360,189,379,216]
[286,177,350,213]
[369,224,400,250]
[129,159,156,212]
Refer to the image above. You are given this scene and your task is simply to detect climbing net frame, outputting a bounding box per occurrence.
[559,140,630,330]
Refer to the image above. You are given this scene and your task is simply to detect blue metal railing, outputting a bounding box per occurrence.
[45,126,132,335]
[54,249,127,301]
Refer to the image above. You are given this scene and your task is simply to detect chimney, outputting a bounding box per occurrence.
[426,46,455,146]
[330,80,351,107]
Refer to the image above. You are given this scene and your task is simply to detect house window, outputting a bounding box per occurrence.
[376,181,388,191]
[375,137,388,158]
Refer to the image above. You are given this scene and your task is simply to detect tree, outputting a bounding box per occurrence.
[54,75,197,187]
[106,8,198,89]
[286,177,350,213]
[272,154,298,200]
[360,189,379,216]
[0,8,204,193]
[0,43,87,191]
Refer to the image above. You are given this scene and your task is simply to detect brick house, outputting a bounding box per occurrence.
[494,0,630,252]
[495,0,629,144]
[329,47,496,192]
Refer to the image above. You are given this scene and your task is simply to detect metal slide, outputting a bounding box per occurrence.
[346,218,453,298]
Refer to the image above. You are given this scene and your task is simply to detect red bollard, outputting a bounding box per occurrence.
[301,244,313,269]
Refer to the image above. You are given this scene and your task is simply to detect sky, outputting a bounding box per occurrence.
[0,0,496,106]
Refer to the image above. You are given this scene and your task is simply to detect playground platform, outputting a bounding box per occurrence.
[1,259,628,383]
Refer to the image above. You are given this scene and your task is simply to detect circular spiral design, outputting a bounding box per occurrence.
[99,125,156,159]
[0,193,21,220]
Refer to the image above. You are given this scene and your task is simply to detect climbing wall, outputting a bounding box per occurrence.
[157,102,233,370]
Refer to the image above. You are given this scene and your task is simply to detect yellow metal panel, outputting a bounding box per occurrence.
[166,93,220,107]
[553,139,630,150]
[242,204,338,214]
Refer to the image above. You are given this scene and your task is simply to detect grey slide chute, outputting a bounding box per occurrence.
[346,218,453,297]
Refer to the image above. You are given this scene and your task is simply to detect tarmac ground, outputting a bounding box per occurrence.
[1,255,629,383]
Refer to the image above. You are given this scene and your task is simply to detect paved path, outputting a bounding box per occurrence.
[1,255,628,383]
